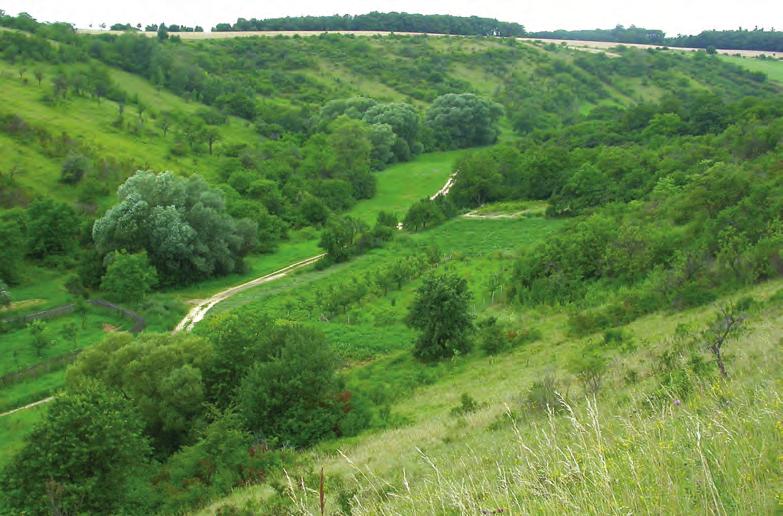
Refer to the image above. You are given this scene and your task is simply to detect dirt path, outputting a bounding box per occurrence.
[175,170,456,331]
[173,254,326,333]
[0,396,54,417]
[463,211,527,220]
[430,173,457,200]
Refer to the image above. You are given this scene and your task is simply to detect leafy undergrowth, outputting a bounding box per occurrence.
[202,279,783,514]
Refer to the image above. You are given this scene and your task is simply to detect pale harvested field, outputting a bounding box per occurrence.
[76,29,782,59]
[519,37,783,59]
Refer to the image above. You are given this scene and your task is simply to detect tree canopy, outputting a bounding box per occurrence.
[0,382,151,515]
[237,324,345,447]
[66,332,213,452]
[214,12,525,37]
[93,171,257,286]
[100,250,158,303]
[407,271,474,360]
[425,93,503,150]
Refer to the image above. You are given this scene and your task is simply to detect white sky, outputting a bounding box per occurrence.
[2,0,781,35]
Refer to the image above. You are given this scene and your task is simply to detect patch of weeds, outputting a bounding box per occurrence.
[525,374,569,413]
[449,392,483,417]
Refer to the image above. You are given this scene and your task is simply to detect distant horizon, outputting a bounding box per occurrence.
[2,1,780,36]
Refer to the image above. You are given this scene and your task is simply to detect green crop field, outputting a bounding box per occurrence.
[719,55,783,83]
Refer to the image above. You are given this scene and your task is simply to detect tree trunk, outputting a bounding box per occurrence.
[713,345,728,378]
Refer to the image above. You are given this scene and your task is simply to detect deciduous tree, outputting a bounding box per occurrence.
[0,382,151,515]
[407,271,474,360]
[100,250,158,303]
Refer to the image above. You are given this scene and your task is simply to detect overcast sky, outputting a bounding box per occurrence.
[3,0,781,35]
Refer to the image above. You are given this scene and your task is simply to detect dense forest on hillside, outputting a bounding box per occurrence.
[1,9,782,515]
[531,25,783,52]
[212,12,525,36]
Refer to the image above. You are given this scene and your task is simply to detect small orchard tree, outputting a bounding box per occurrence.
[407,271,474,361]
[60,321,79,349]
[100,250,158,303]
[28,319,52,357]
[204,126,220,155]
[75,298,88,329]
[158,111,173,137]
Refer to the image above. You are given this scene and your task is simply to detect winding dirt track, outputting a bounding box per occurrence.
[174,171,459,333]
[0,396,54,417]
[173,254,326,333]
[430,173,457,200]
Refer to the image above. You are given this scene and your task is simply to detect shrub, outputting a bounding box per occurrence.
[237,325,347,448]
[60,153,90,184]
[100,250,158,303]
[569,350,608,395]
[0,382,151,515]
[526,375,567,413]
[478,317,509,355]
[450,393,481,417]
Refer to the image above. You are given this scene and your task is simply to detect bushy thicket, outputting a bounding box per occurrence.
[0,311,375,514]
[450,92,783,331]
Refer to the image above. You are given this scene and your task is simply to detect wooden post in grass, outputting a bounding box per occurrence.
[320,467,325,516]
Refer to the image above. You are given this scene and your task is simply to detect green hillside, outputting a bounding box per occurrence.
[1,11,783,515]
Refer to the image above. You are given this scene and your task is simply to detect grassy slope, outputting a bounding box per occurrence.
[348,150,465,223]
[204,255,783,513]
[3,35,781,502]
[0,61,259,207]
[0,406,45,469]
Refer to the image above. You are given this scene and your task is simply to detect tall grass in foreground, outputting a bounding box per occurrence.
[279,376,781,515]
